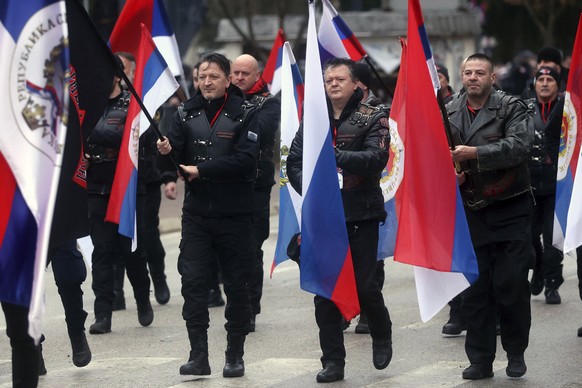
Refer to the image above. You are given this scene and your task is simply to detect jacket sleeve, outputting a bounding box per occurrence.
[476,99,533,170]
[197,109,260,179]
[334,112,390,176]
[258,97,281,146]
[286,123,304,195]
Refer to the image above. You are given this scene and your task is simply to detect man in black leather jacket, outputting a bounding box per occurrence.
[231,54,281,332]
[157,53,258,379]
[287,58,392,383]
[85,57,153,336]
[525,67,564,304]
[447,53,534,380]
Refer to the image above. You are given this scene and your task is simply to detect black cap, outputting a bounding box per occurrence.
[436,63,449,82]
[537,46,562,66]
[353,62,372,88]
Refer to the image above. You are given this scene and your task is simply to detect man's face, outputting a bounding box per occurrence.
[461,59,495,99]
[438,72,449,90]
[192,67,199,91]
[119,56,135,83]
[535,75,559,102]
[231,59,260,93]
[324,65,357,106]
[198,61,230,101]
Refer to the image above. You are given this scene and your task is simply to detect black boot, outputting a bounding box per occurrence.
[137,299,154,327]
[112,264,126,311]
[153,278,170,305]
[372,338,392,370]
[355,313,370,334]
[89,316,111,334]
[223,333,245,378]
[180,330,211,375]
[70,332,92,367]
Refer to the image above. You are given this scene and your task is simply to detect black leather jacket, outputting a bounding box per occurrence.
[446,89,533,209]
[168,85,259,216]
[85,90,131,195]
[246,84,281,190]
[525,96,563,195]
[287,88,390,222]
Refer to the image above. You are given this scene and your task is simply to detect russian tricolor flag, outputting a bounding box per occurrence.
[106,24,178,243]
[318,0,366,65]
[298,1,359,320]
[109,0,184,80]
[272,41,304,274]
[554,14,582,253]
[263,28,286,96]
[391,0,479,322]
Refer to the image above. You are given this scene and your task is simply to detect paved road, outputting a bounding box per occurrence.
[2,189,582,387]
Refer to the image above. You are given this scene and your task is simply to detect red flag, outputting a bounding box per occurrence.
[262,28,286,95]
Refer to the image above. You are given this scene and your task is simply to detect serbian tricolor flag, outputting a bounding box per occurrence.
[109,0,184,81]
[318,0,366,65]
[391,0,479,322]
[272,41,304,274]
[298,1,359,320]
[0,0,69,340]
[263,28,286,96]
[554,14,582,253]
[106,24,178,243]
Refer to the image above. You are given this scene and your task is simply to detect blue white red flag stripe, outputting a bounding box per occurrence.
[106,24,178,242]
[272,42,304,274]
[391,0,479,322]
[555,14,582,253]
[0,0,69,340]
[263,28,286,95]
[299,1,359,320]
[0,154,38,308]
[318,0,366,65]
[109,0,184,80]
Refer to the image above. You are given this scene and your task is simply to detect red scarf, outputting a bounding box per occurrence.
[247,78,267,95]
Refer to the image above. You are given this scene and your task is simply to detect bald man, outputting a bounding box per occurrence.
[231,54,281,332]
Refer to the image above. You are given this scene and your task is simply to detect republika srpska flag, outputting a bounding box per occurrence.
[391,0,479,322]
[0,0,69,340]
[272,41,304,274]
[297,1,359,320]
[105,24,178,244]
[262,28,286,96]
[554,14,582,253]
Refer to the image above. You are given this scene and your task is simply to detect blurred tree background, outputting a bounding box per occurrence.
[85,0,582,64]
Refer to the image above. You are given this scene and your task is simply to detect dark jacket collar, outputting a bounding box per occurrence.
[182,84,247,119]
[327,88,364,124]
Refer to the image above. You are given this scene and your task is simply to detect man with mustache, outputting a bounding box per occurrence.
[446,53,534,380]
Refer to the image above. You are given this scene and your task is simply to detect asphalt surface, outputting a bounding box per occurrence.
[2,182,582,387]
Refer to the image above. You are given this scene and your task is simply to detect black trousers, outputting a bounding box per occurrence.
[48,240,88,338]
[2,302,39,388]
[315,219,392,367]
[463,195,532,365]
[142,182,166,282]
[249,188,271,316]
[531,192,563,288]
[88,194,150,319]
[179,213,253,335]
